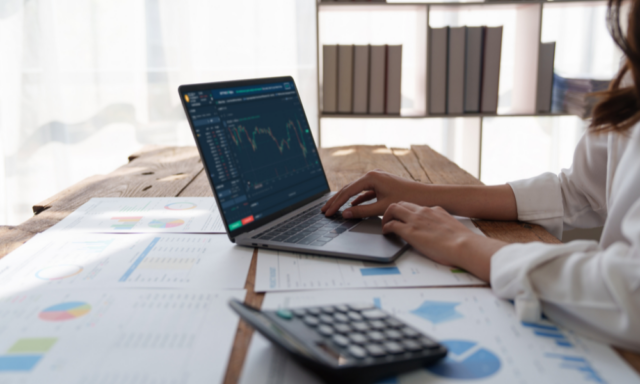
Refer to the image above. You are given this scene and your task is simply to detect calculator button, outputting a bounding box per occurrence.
[291,308,306,317]
[385,318,404,328]
[303,316,320,327]
[319,314,334,324]
[364,343,387,357]
[307,307,322,315]
[332,334,350,347]
[369,320,386,330]
[334,323,351,334]
[401,339,423,352]
[348,333,368,345]
[276,309,293,320]
[366,331,385,342]
[321,306,336,314]
[317,325,335,337]
[383,341,405,354]
[347,345,368,359]
[361,309,388,320]
[351,322,370,332]
[400,327,420,338]
[334,305,349,313]
[333,313,349,323]
[418,336,440,349]
[383,329,403,340]
[347,312,363,322]
[348,303,375,311]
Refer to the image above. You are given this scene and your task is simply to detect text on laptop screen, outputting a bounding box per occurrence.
[184,81,328,232]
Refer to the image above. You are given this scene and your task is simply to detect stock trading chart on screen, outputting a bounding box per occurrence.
[184,81,327,232]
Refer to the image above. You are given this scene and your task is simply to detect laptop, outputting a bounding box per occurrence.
[178,76,407,262]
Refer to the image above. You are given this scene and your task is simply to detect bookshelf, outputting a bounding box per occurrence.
[315,0,609,179]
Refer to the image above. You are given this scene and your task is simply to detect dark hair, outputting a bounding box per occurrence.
[590,0,640,132]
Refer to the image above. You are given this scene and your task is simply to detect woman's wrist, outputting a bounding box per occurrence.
[453,233,508,282]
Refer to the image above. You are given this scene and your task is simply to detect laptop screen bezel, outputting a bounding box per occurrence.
[178,76,331,242]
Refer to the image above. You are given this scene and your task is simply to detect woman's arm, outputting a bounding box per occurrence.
[322,170,518,221]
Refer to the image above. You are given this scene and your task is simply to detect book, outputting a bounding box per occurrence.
[536,42,556,113]
[338,45,354,113]
[353,45,370,114]
[322,45,338,113]
[447,27,466,115]
[386,45,402,115]
[552,73,609,118]
[464,26,485,113]
[369,45,386,115]
[429,27,449,115]
[480,26,503,113]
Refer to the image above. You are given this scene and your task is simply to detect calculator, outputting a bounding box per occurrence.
[229,299,447,384]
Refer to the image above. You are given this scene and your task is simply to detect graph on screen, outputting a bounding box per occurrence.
[228,118,309,159]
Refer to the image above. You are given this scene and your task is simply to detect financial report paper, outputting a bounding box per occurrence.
[240,288,639,384]
[45,197,225,234]
[0,232,252,292]
[255,217,485,291]
[0,288,245,384]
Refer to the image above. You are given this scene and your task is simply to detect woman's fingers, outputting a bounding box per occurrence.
[342,200,384,219]
[351,191,376,206]
[382,219,410,237]
[322,176,377,216]
[381,202,415,227]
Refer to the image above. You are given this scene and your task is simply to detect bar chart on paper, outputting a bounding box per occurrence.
[240,288,640,384]
[0,289,245,384]
[255,248,483,292]
[45,197,225,234]
[0,233,253,292]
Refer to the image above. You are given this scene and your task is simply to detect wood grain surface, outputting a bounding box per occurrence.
[0,144,637,380]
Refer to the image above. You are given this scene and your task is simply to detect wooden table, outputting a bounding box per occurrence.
[1,145,638,381]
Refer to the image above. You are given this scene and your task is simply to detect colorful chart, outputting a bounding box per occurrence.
[427,340,501,379]
[360,266,400,276]
[0,338,57,372]
[148,219,184,229]
[35,265,83,281]
[111,216,142,230]
[165,202,197,210]
[411,301,463,324]
[39,302,91,321]
[522,321,574,348]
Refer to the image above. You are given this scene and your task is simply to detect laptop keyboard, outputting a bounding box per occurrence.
[251,197,359,247]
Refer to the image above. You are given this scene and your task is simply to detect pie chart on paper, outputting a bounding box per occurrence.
[39,302,91,321]
[426,340,501,379]
[148,219,185,229]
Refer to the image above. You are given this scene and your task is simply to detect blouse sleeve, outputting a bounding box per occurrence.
[491,203,640,351]
[491,130,640,351]
[506,131,609,239]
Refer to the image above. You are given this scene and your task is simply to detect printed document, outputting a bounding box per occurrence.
[240,288,640,384]
[0,232,252,292]
[0,288,244,384]
[45,197,225,233]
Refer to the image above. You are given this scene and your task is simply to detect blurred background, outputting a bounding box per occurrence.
[0,0,623,226]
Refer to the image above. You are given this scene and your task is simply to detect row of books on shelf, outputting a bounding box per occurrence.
[322,44,402,115]
[551,74,610,118]
[428,26,503,115]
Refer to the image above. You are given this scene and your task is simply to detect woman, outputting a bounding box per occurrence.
[322,0,640,352]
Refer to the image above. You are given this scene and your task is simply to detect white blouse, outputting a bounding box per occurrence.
[491,121,640,352]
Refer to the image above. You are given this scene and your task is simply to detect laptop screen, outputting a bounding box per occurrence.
[182,79,329,234]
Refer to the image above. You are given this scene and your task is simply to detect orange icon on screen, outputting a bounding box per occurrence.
[185,95,190,103]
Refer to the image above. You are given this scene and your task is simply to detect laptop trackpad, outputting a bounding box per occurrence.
[349,217,384,235]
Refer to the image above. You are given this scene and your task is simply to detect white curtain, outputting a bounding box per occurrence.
[0,0,318,225]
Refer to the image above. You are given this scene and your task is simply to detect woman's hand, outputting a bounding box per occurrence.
[381,201,508,282]
[321,170,423,218]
